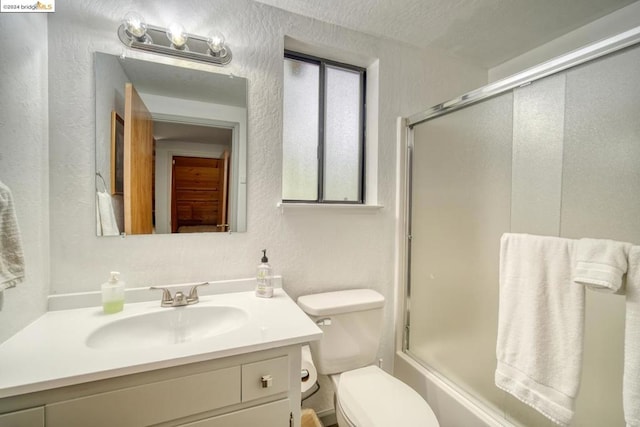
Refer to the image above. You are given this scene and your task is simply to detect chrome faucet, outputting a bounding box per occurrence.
[150,282,209,307]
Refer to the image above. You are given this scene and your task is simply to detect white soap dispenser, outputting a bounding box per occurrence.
[101,271,125,314]
[255,249,273,298]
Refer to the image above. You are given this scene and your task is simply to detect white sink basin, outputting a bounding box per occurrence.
[86,306,249,350]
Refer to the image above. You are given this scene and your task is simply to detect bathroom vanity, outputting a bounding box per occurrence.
[0,288,321,427]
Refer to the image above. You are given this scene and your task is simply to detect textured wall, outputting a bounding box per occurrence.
[95,52,129,195]
[0,15,50,342]
[46,0,486,366]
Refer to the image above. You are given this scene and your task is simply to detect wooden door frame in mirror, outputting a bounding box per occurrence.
[110,111,125,195]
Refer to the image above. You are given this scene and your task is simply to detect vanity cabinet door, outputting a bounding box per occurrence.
[178,399,290,427]
[0,406,44,427]
[45,366,240,427]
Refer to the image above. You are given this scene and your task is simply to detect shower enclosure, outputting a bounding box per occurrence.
[403,28,640,426]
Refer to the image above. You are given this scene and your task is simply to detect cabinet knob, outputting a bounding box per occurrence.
[260,374,273,388]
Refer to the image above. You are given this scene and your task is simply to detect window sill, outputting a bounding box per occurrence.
[277,202,384,212]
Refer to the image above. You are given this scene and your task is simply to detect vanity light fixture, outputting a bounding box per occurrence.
[117,13,232,66]
[122,12,150,43]
[207,31,227,57]
[166,22,189,50]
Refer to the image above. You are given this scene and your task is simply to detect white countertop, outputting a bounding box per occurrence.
[0,289,322,399]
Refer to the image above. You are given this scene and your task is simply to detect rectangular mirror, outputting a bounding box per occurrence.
[95,52,247,236]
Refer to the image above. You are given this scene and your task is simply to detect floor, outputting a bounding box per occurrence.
[302,374,337,427]
[301,408,324,427]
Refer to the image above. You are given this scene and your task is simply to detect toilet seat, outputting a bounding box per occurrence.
[336,366,439,427]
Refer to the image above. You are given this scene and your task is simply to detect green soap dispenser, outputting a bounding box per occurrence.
[255,249,273,298]
[101,271,125,313]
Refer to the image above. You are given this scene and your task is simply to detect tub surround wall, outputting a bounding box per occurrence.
[43,0,486,366]
[0,15,50,343]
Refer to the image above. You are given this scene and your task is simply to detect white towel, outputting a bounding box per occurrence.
[624,246,640,427]
[574,238,631,293]
[96,191,119,236]
[495,233,584,426]
[0,181,25,290]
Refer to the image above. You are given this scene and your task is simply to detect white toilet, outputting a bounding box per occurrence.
[298,289,439,427]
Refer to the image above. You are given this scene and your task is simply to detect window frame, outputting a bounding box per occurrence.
[283,50,367,204]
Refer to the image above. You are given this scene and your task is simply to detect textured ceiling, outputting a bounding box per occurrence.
[154,121,232,145]
[255,0,638,67]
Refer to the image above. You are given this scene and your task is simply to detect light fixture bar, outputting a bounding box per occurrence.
[117,23,232,66]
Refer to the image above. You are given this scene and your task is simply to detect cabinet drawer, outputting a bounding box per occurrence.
[179,398,290,427]
[46,366,240,427]
[242,356,289,402]
[0,406,44,427]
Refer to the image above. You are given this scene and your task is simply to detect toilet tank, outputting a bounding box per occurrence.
[297,289,385,375]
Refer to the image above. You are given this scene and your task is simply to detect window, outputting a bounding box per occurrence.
[282,51,366,203]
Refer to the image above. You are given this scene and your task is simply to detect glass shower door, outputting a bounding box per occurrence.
[408,91,513,415]
[407,43,640,426]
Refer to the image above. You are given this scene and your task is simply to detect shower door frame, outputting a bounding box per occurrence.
[398,24,640,423]
[406,26,640,128]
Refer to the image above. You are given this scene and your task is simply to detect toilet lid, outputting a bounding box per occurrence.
[338,366,439,427]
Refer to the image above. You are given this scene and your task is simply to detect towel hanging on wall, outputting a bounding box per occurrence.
[495,233,584,426]
[96,190,120,236]
[0,180,25,290]
[95,172,119,236]
[573,238,631,293]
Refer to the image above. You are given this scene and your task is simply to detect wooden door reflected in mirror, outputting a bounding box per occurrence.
[171,153,229,233]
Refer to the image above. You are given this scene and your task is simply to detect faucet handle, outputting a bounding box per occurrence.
[173,291,188,305]
[150,286,173,306]
[187,282,209,302]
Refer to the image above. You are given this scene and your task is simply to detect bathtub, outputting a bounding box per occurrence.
[394,351,513,427]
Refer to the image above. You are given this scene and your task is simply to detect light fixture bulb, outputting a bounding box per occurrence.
[166,22,188,49]
[122,12,147,40]
[207,31,226,55]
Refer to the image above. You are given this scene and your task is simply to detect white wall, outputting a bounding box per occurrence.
[94,53,129,233]
[95,52,129,194]
[0,15,50,342]
[142,93,248,231]
[43,0,486,366]
[489,1,640,81]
